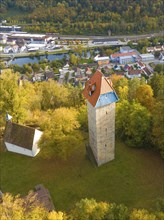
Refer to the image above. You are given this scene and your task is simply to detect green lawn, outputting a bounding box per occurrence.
[0,140,163,212]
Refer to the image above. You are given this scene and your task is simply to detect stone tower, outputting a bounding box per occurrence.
[83,70,118,166]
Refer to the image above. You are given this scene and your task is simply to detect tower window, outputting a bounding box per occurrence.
[88,83,96,96]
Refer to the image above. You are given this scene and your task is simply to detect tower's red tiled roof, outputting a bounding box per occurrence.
[82,70,114,107]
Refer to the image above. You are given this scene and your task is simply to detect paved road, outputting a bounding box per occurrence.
[59,31,163,40]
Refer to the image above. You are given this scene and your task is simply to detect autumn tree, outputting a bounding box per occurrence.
[116,100,151,147]
[151,101,164,158]
[70,198,109,220]
[149,73,164,98]
[78,105,88,131]
[39,107,83,159]
[0,193,48,220]
[105,203,129,220]
[47,211,67,220]
[154,64,163,73]
[67,84,84,107]
[39,80,69,110]
[130,209,157,220]
[128,78,141,101]
[136,84,154,111]
[114,77,128,100]
[70,54,79,65]
[0,70,29,124]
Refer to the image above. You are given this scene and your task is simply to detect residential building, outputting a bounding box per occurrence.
[137,61,145,69]
[94,55,110,65]
[159,52,164,61]
[146,47,155,53]
[126,69,142,79]
[139,54,154,62]
[146,45,163,53]
[110,51,137,64]
[0,34,7,44]
[119,55,137,64]
[154,45,163,51]
[142,67,153,77]
[120,46,134,53]
[8,33,52,44]
[4,121,42,157]
[3,46,13,54]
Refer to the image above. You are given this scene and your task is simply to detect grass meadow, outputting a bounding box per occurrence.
[0,140,163,212]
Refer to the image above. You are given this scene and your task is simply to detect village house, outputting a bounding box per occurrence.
[110,51,138,64]
[142,67,153,77]
[45,71,55,80]
[146,45,163,53]
[6,39,16,45]
[8,33,52,44]
[0,34,7,44]
[120,46,134,53]
[159,52,164,61]
[137,61,145,69]
[3,46,13,54]
[113,64,121,71]
[139,53,154,62]
[123,64,131,71]
[59,63,75,84]
[114,72,125,77]
[3,44,19,54]
[126,69,142,79]
[94,55,110,66]
[85,67,92,76]
[110,46,140,64]
[154,45,163,52]
[4,121,42,157]
[146,47,155,53]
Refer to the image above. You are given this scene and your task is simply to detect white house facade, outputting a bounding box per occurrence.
[4,122,42,157]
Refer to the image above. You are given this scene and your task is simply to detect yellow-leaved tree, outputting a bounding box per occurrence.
[39,107,83,159]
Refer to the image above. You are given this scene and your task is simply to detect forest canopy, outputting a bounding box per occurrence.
[1,0,164,35]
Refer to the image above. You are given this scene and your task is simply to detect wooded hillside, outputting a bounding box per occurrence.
[1,0,164,35]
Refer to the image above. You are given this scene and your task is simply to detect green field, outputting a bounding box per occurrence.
[0,140,163,212]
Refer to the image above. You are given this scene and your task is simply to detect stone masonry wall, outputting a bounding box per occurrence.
[87,101,115,166]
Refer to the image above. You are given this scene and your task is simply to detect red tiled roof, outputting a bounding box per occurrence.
[111,51,136,58]
[138,61,145,67]
[82,70,114,107]
[143,67,152,76]
[128,70,142,75]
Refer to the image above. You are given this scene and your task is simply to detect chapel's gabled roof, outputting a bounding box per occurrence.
[83,70,118,107]
[4,121,35,150]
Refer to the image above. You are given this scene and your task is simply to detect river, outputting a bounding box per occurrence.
[9,49,95,66]
[11,53,68,66]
